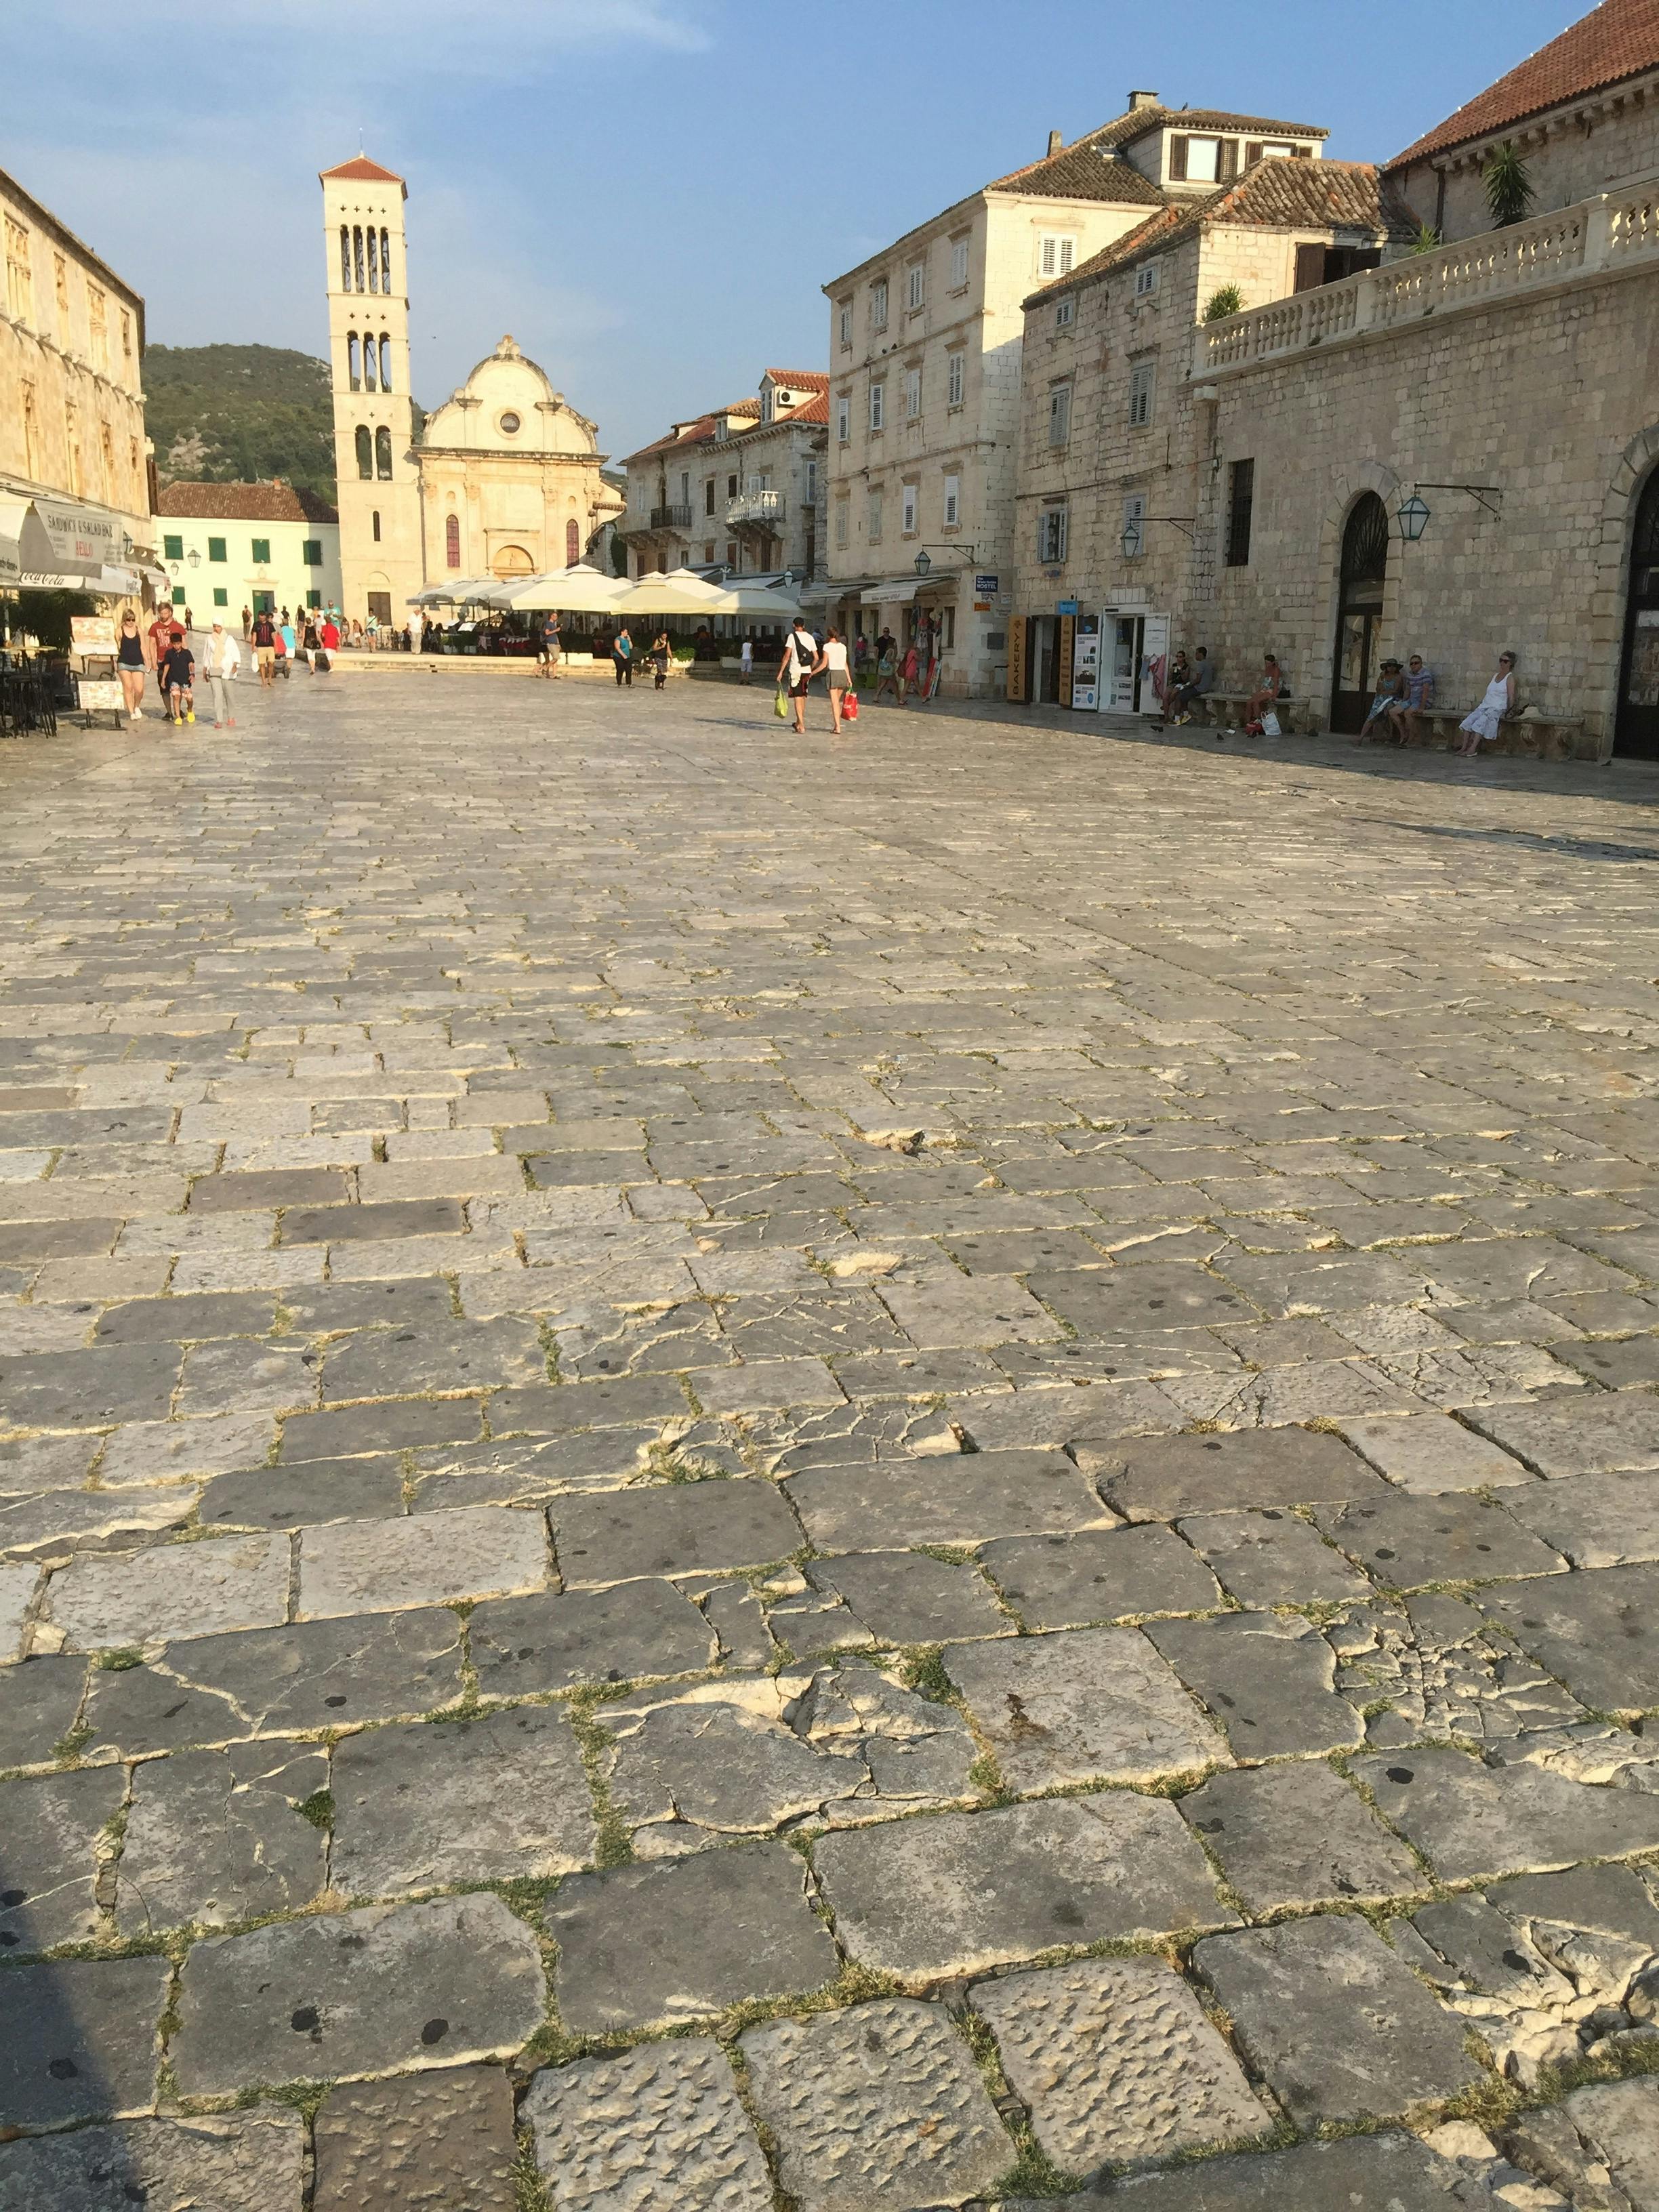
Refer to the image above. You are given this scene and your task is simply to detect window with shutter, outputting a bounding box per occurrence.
[1293,243,1326,292]
[1220,139,1240,180]
[1168,136,1188,181]
[1246,142,1264,165]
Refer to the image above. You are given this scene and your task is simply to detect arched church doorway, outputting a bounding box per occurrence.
[1616,466,1659,759]
[1330,491,1389,735]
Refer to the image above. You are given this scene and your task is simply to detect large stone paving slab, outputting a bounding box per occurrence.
[969,1955,1270,2175]
[312,2066,518,2211]
[0,1764,121,1950]
[524,2040,773,2212]
[0,1953,171,2125]
[331,1704,595,1893]
[298,1504,549,1617]
[1178,1759,1423,1912]
[815,1796,1228,1977]
[1192,1916,1483,2124]
[1004,2132,1467,2209]
[1477,1560,1659,1713]
[1355,1744,1659,1880]
[115,1742,327,1933]
[40,1532,291,1649]
[944,1624,1228,1786]
[1080,1425,1387,1521]
[740,1998,1009,2211]
[0,2109,307,2211]
[785,1448,1112,1549]
[548,1840,839,2032]
[171,1893,546,2093]
[548,1479,803,1585]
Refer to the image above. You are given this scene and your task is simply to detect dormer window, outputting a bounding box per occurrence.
[1168,134,1238,184]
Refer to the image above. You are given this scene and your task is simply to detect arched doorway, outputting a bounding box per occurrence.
[491,544,534,580]
[1330,492,1389,735]
[1616,467,1659,759]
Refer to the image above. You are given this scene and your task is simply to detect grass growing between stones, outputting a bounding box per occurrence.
[512,2126,555,2212]
[957,2008,1081,2200]
[565,1689,636,1868]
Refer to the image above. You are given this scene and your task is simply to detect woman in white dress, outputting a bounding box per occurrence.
[1458,651,1517,756]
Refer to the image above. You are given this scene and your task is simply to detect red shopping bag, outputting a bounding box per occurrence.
[842,690,859,722]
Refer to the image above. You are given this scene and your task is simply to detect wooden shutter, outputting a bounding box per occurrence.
[1168,136,1188,181]
[1006,615,1027,702]
[1220,139,1239,182]
[1293,243,1326,293]
[1059,616,1076,702]
[1246,141,1264,167]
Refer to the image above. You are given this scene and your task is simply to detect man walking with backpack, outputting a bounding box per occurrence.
[776,617,823,736]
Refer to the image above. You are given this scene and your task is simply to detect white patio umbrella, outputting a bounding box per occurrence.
[410,577,496,608]
[707,578,802,618]
[482,565,629,613]
[611,567,732,618]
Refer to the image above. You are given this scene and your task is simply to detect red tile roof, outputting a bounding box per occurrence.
[786,392,830,424]
[319,155,405,185]
[155,480,340,524]
[1023,159,1414,305]
[1391,0,1659,165]
[763,369,830,390]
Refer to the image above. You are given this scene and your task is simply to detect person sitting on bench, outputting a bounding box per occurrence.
[1168,645,1216,724]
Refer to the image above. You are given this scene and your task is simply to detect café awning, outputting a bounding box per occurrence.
[0,493,138,590]
[859,578,920,609]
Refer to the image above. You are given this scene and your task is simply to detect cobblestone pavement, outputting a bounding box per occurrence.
[8,671,1659,2206]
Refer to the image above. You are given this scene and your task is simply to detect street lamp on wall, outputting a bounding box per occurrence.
[1396,494,1431,542]
[186,546,201,570]
[914,550,931,577]
[1120,519,1144,560]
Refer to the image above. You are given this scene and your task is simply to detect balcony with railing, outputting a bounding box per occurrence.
[726,489,787,530]
[1198,171,1659,379]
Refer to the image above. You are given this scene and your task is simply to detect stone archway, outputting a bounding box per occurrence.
[1312,463,1403,728]
[491,544,535,580]
[1595,425,1659,758]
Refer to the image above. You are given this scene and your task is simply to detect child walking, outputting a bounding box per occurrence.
[160,628,196,724]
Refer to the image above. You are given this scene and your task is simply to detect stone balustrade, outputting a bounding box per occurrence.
[1198,171,1659,376]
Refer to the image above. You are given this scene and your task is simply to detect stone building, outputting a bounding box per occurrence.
[1008,0,1659,758]
[1010,158,1413,711]
[152,482,341,621]
[617,371,827,585]
[419,336,622,589]
[319,156,620,623]
[0,161,155,596]
[822,98,1328,697]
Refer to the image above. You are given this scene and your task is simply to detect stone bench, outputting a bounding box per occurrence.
[1180,690,1319,735]
[1404,707,1587,761]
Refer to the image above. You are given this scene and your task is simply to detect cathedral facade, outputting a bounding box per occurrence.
[318,156,619,623]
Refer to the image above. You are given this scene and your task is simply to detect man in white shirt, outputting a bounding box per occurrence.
[201,621,241,729]
[775,618,823,735]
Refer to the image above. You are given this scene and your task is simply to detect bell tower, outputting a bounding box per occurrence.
[319,156,424,623]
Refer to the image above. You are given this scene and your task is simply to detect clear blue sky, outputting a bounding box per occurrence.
[5,0,1584,462]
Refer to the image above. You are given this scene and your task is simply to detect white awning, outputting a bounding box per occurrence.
[859,578,920,608]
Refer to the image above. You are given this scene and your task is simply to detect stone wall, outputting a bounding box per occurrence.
[1194,260,1659,750]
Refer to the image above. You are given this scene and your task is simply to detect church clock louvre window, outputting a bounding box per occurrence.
[375,426,393,479]
[355,425,372,480]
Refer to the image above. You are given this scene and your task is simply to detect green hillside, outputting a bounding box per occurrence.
[144,343,337,500]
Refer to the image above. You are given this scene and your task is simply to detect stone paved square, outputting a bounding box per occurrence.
[9,671,1659,2188]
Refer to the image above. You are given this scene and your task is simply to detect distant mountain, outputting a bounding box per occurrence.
[144,344,337,500]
